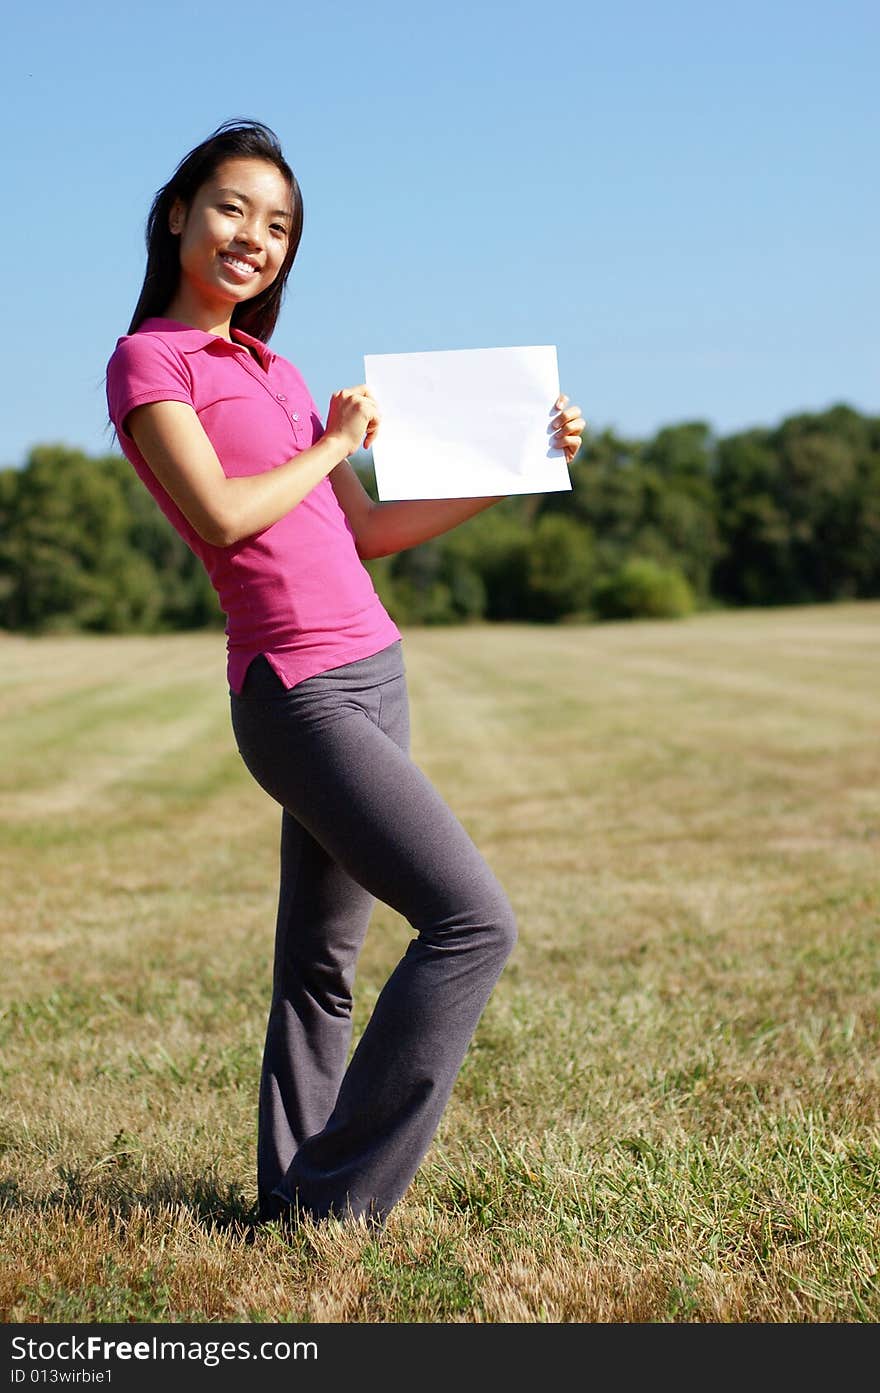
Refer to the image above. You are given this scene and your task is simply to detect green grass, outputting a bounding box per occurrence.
[1,604,878,1321]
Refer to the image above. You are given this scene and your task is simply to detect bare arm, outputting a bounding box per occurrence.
[329,391,587,558]
[329,460,504,559]
[127,398,361,547]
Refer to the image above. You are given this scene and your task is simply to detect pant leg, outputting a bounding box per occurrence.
[233,652,386,1221]
[257,810,377,1221]
[230,645,517,1226]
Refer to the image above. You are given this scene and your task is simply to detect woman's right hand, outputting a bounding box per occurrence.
[325,385,381,456]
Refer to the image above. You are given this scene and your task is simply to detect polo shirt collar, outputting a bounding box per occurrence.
[139,317,275,370]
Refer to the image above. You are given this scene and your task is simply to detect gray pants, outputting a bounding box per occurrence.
[229,639,517,1227]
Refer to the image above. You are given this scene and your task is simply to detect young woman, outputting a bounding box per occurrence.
[105,118,585,1230]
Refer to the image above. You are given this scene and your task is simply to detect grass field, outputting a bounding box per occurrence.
[1,603,878,1323]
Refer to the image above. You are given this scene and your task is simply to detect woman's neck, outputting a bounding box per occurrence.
[160,291,235,342]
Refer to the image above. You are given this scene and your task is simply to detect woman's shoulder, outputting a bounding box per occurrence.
[105,328,193,434]
[106,324,188,376]
[105,324,193,395]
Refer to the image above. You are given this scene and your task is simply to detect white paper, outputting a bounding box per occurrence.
[363,345,572,501]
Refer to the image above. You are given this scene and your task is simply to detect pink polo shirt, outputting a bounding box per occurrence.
[105,316,401,694]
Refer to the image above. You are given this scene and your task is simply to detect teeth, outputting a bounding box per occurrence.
[222,255,257,274]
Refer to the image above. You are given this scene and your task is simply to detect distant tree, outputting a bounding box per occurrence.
[541,426,644,555]
[541,423,720,603]
[712,405,880,605]
[592,557,696,620]
[525,513,595,620]
[98,454,223,629]
[712,428,784,603]
[0,446,162,632]
[775,406,880,600]
[2,404,875,635]
[441,502,533,621]
[641,422,720,599]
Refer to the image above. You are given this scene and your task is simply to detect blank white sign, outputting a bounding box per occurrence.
[363,345,573,501]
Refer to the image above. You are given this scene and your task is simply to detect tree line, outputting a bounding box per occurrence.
[0,403,877,635]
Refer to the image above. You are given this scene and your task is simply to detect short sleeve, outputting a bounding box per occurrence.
[106,333,194,442]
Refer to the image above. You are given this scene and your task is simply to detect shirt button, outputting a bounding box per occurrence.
[276,392,287,402]
[292,411,299,422]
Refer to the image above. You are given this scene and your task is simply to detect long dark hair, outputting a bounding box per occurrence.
[127,118,303,343]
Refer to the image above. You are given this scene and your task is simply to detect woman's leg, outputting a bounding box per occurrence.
[231,647,517,1226]
[257,810,377,1221]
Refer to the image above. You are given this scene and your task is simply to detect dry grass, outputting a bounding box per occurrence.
[1,603,878,1322]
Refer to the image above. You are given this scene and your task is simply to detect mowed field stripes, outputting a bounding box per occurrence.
[1,603,878,1321]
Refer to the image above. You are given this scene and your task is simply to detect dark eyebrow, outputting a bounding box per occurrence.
[216,187,293,223]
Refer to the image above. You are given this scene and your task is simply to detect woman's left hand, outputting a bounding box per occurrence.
[552,394,586,464]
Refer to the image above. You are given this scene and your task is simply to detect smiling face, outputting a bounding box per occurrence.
[164,156,294,330]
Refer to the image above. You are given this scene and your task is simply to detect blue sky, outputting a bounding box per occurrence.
[3,0,877,467]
